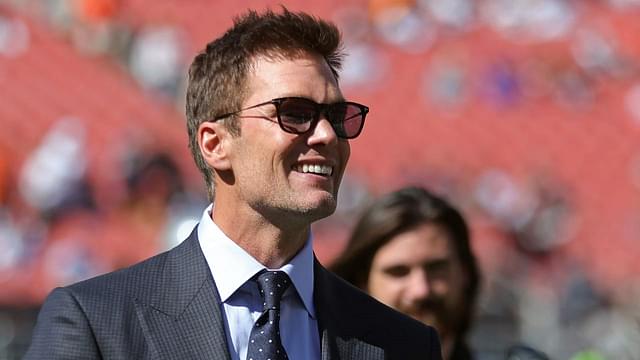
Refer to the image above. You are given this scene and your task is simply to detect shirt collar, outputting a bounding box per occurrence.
[197,204,316,318]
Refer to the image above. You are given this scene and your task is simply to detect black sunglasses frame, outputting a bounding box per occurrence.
[213,97,369,139]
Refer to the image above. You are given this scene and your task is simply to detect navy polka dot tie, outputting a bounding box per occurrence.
[246,270,290,360]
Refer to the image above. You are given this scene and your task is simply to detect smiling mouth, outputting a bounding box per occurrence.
[292,164,334,176]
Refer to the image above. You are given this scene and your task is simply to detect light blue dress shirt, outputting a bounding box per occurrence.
[197,205,321,360]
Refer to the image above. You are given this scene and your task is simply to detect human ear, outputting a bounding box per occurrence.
[198,121,232,172]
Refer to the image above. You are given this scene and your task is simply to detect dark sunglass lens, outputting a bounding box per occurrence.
[278,98,316,133]
[328,103,364,139]
[343,104,365,138]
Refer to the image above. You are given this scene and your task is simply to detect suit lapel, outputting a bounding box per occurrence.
[314,259,385,360]
[135,230,232,360]
[136,237,385,359]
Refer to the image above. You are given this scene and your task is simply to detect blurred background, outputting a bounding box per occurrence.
[0,0,639,359]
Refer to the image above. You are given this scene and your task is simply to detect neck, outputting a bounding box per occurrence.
[442,335,467,360]
[211,196,310,269]
[442,336,453,360]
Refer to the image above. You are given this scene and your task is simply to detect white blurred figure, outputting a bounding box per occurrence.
[0,209,23,274]
[481,0,575,42]
[570,26,632,79]
[625,83,640,126]
[422,58,468,112]
[369,0,435,52]
[129,25,186,98]
[19,117,87,215]
[420,0,475,30]
[333,6,389,89]
[607,0,640,9]
[0,14,29,58]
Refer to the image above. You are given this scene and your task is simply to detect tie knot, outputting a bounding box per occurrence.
[256,270,291,311]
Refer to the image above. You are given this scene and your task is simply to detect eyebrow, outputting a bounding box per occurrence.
[423,259,451,272]
[380,258,451,271]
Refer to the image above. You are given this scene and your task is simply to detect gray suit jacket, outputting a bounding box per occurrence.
[26,230,442,359]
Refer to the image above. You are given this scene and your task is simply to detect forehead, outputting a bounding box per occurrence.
[374,223,457,265]
[244,53,343,103]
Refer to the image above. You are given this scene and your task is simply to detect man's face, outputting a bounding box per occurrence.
[366,223,468,342]
[224,53,350,223]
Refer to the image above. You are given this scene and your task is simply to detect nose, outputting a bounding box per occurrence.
[406,269,431,301]
[307,117,339,146]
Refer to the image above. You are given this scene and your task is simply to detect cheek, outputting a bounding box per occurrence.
[333,143,351,185]
[440,266,466,299]
[340,142,351,171]
[367,272,404,306]
[430,280,450,297]
[341,141,351,161]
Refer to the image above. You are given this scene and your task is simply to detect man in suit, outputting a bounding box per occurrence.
[26,8,442,360]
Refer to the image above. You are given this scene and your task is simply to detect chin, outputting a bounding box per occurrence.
[310,201,338,219]
[299,196,337,221]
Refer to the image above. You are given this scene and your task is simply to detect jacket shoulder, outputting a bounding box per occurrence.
[26,250,173,360]
[67,247,170,303]
[316,266,442,359]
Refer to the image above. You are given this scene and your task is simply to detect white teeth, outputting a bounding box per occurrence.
[294,164,333,176]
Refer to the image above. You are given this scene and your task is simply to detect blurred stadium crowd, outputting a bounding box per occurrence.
[1,0,640,359]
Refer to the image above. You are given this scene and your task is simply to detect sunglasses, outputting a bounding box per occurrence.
[213,97,369,139]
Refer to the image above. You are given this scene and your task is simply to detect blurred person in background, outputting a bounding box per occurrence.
[26,8,442,360]
[332,186,480,360]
